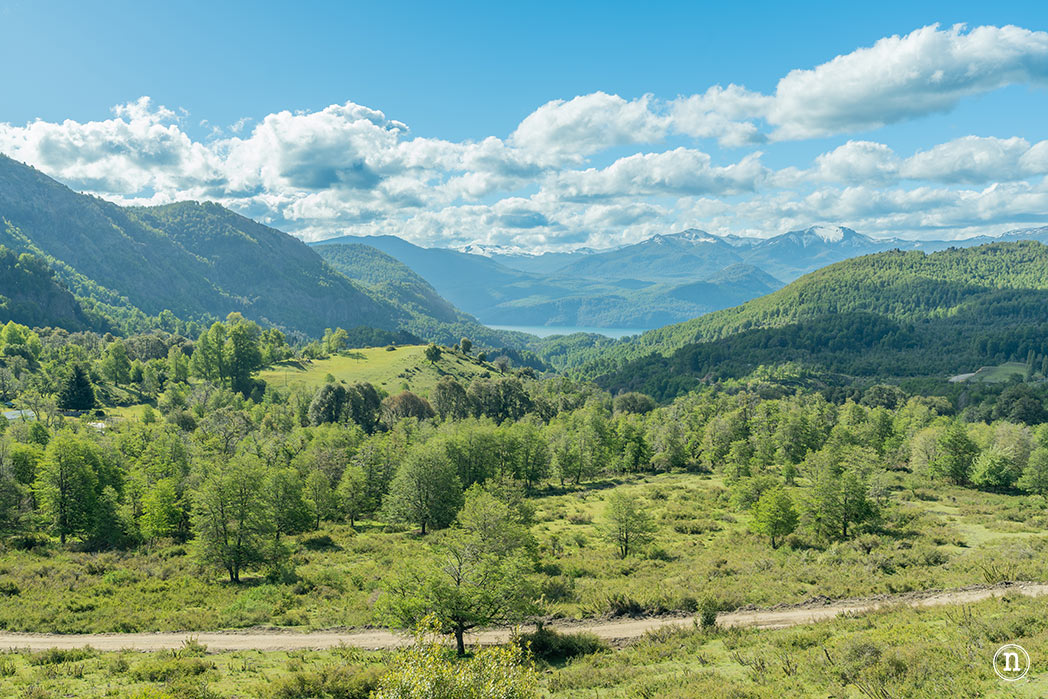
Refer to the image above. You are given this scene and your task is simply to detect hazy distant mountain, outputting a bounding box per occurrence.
[555,229,744,280]
[739,226,890,281]
[312,233,784,329]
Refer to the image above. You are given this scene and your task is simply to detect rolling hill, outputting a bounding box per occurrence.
[588,241,1048,399]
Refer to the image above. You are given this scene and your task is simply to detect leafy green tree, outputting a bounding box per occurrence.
[613,392,657,415]
[603,491,656,558]
[34,432,101,544]
[140,477,184,540]
[191,456,274,582]
[224,313,263,396]
[384,442,463,534]
[807,466,876,541]
[616,418,652,473]
[167,345,189,384]
[308,383,348,426]
[459,337,472,355]
[344,382,383,433]
[971,444,1022,492]
[424,344,442,363]
[305,469,337,529]
[382,391,435,424]
[57,364,95,410]
[749,488,798,548]
[190,322,226,384]
[323,327,349,354]
[432,376,470,421]
[930,422,979,485]
[336,462,368,527]
[100,339,132,385]
[265,467,313,541]
[1018,448,1048,496]
[381,488,538,655]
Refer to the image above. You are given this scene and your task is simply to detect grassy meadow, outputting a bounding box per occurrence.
[257,346,496,399]
[2,470,1046,635]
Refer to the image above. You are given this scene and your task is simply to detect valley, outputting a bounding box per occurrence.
[4,14,1048,695]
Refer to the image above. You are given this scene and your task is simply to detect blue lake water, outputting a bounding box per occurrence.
[486,325,646,339]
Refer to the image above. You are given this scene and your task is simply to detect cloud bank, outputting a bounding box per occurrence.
[1,24,1047,250]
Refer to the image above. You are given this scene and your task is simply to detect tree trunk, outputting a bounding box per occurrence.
[420,520,427,535]
[455,627,466,656]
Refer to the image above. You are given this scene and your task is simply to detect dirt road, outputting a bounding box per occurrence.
[1,582,1045,653]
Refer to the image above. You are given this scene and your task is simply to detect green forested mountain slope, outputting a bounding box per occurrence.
[0,155,398,334]
[313,243,464,323]
[0,246,93,330]
[587,242,1048,398]
[0,155,509,339]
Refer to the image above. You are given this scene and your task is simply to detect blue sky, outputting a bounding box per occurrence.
[2,0,1047,250]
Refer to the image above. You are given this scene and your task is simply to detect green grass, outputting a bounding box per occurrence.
[952,362,1031,384]
[3,472,1047,635]
[258,345,497,398]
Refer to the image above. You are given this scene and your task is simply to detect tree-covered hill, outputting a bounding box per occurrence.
[589,242,1048,399]
[0,246,93,330]
[0,154,522,341]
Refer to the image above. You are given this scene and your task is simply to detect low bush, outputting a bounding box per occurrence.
[515,625,608,663]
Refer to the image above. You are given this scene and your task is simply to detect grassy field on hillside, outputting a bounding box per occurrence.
[1,471,1046,635]
[950,362,1032,384]
[258,345,495,398]
[1,589,1046,697]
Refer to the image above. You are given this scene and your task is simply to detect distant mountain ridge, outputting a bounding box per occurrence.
[0,155,518,346]
[312,233,785,329]
[313,224,1048,331]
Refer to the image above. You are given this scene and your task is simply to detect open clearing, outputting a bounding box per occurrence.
[948,361,1029,383]
[2,582,1044,652]
[258,345,494,398]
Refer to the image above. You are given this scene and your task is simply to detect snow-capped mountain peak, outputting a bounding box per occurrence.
[808,225,846,243]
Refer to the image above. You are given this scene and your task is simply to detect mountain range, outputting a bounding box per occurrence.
[315,225,1048,331]
[312,233,784,329]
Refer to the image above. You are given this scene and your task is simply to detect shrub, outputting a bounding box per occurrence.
[698,596,719,629]
[131,655,213,682]
[374,617,538,698]
[28,647,97,666]
[515,625,609,663]
[265,664,383,699]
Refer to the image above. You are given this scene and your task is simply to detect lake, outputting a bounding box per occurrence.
[486,325,646,339]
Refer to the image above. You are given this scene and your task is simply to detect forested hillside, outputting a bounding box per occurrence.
[0,246,94,331]
[588,242,1048,399]
[0,156,441,337]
